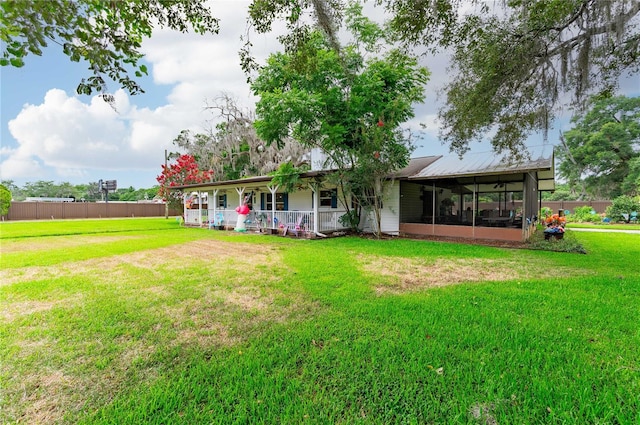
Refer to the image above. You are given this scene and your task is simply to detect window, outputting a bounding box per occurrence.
[319,189,337,208]
[217,194,227,208]
[265,193,286,211]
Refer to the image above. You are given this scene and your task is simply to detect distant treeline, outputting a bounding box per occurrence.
[1,180,159,202]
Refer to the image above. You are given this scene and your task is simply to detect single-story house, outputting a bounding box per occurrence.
[174,145,555,242]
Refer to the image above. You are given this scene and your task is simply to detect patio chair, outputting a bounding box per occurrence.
[255,212,267,232]
[288,214,306,237]
[212,212,224,229]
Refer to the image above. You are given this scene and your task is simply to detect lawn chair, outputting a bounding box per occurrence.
[212,212,224,229]
[255,212,267,233]
[289,214,306,237]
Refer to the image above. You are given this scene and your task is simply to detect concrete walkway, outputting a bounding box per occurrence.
[568,227,640,234]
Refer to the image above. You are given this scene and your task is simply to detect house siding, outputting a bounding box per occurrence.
[380,181,400,234]
[400,181,424,223]
[361,181,401,235]
[287,190,311,211]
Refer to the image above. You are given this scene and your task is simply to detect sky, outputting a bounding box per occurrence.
[1,1,638,190]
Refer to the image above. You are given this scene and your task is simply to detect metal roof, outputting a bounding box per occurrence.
[172,145,555,190]
[408,144,554,180]
[392,156,442,178]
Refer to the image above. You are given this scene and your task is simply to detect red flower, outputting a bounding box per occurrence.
[156,154,214,190]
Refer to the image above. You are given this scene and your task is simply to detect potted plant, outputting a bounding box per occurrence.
[543,213,566,240]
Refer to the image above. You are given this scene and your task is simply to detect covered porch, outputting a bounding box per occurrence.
[177,173,350,237]
[398,146,555,242]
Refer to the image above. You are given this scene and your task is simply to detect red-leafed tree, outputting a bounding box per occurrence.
[157,154,213,210]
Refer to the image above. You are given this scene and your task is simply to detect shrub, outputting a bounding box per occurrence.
[569,205,599,223]
[338,210,361,232]
[0,184,11,217]
[527,225,587,254]
[606,195,640,223]
[540,206,553,218]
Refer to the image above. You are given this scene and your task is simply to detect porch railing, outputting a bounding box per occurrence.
[185,208,349,234]
[184,209,202,225]
[317,210,347,233]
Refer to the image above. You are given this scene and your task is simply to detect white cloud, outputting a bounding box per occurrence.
[4,0,632,187]
[0,152,45,180]
[0,2,271,185]
[2,89,166,178]
[1,1,446,186]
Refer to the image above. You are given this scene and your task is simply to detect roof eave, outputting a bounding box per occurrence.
[170,170,333,190]
[408,166,553,180]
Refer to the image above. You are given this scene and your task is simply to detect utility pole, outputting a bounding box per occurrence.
[164,149,169,219]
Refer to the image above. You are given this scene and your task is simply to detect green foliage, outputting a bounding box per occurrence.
[0,184,11,216]
[606,195,640,223]
[115,186,158,202]
[1,0,218,99]
[540,206,553,218]
[622,156,640,196]
[541,183,580,201]
[268,161,307,193]
[526,226,587,254]
[567,206,600,223]
[431,2,640,156]
[0,180,157,202]
[246,1,639,157]
[337,209,360,231]
[16,180,97,201]
[252,7,429,237]
[171,96,308,182]
[557,96,640,199]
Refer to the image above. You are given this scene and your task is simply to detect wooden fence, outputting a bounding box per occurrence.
[2,200,612,222]
[3,202,180,221]
[476,200,611,214]
[539,201,612,214]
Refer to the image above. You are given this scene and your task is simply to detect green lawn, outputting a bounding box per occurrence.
[567,222,640,230]
[1,218,638,424]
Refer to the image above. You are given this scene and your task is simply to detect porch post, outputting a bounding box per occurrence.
[268,185,279,229]
[538,178,542,219]
[212,189,218,226]
[198,191,203,225]
[183,193,187,224]
[236,187,245,205]
[472,179,477,237]
[311,183,319,234]
[431,182,436,233]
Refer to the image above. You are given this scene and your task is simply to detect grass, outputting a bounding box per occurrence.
[1,218,639,424]
[567,222,640,230]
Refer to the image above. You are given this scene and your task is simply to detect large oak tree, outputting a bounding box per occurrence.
[245,0,640,156]
[1,0,218,100]
[171,94,308,182]
[557,95,640,199]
